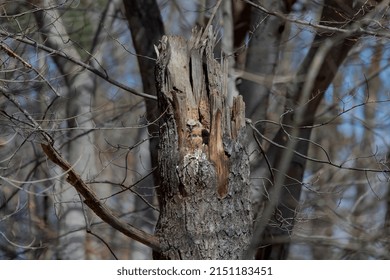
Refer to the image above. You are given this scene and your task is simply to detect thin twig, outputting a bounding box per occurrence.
[242,0,390,39]
[248,118,389,174]
[0,30,157,101]
[1,87,161,252]
[87,229,119,260]
[0,42,60,97]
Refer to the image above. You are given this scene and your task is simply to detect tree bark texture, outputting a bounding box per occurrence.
[154,29,252,259]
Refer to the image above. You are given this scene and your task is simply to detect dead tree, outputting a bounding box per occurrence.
[154,29,253,259]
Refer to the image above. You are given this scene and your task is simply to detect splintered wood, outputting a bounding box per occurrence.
[156,29,245,199]
[154,28,252,259]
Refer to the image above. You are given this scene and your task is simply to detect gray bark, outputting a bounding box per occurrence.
[154,29,252,259]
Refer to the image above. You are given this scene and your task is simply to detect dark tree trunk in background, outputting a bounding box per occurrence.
[253,0,383,259]
[154,29,252,259]
[122,0,165,187]
[122,0,165,257]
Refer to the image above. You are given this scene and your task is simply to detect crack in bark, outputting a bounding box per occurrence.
[155,28,252,259]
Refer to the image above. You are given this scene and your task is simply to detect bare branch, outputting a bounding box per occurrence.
[242,0,390,39]
[40,140,161,252]
[0,30,157,101]
[248,117,390,174]
[1,87,161,252]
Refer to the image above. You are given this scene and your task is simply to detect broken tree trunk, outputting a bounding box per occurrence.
[154,29,253,259]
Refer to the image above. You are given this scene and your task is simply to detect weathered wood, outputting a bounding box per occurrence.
[154,29,252,259]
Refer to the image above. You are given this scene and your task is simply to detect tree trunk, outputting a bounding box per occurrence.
[122,0,165,259]
[236,0,296,239]
[32,0,98,259]
[252,0,380,259]
[239,0,295,125]
[154,29,252,259]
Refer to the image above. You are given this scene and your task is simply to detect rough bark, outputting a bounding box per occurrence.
[154,29,252,259]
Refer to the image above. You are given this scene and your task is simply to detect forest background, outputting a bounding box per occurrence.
[1,0,390,260]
